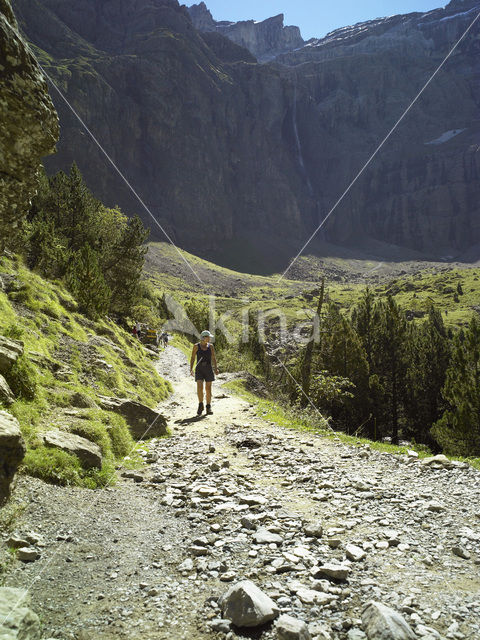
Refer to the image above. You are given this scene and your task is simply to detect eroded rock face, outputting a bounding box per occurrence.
[189,4,305,62]
[14,0,480,269]
[98,396,168,439]
[0,410,26,505]
[0,0,58,248]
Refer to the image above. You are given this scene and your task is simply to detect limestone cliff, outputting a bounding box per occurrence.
[13,0,480,270]
[0,0,58,250]
[188,3,305,62]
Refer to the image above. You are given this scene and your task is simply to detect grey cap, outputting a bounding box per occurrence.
[200,330,214,338]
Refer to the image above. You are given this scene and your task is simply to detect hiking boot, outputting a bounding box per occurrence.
[206,404,213,415]
[197,402,204,416]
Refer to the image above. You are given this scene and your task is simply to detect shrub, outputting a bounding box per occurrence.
[23,447,82,486]
[7,355,38,400]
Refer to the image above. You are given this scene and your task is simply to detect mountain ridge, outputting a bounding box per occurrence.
[13,0,480,272]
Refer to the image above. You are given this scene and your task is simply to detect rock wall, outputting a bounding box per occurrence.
[188,3,305,62]
[0,0,58,249]
[13,0,480,270]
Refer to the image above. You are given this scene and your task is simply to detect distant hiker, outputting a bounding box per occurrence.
[162,332,169,348]
[190,330,219,416]
[132,323,137,337]
[135,321,142,339]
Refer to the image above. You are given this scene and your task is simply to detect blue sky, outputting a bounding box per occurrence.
[183,1,445,39]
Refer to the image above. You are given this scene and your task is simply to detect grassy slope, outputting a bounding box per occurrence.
[0,255,171,488]
[147,242,480,330]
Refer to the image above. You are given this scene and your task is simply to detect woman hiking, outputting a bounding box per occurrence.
[190,330,219,415]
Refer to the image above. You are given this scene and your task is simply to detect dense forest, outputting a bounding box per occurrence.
[240,284,480,458]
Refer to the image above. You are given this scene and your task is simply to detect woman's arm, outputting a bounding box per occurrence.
[211,345,219,374]
[190,344,198,376]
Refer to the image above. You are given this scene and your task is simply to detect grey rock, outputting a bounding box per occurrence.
[98,396,167,439]
[0,410,26,505]
[345,544,367,561]
[0,587,41,639]
[452,546,471,560]
[304,521,323,538]
[362,601,417,640]
[221,580,279,628]
[209,618,231,633]
[253,528,283,545]
[0,373,14,405]
[421,455,452,469]
[17,547,40,562]
[42,430,102,469]
[315,563,351,581]
[0,336,23,376]
[347,630,367,640]
[276,614,311,640]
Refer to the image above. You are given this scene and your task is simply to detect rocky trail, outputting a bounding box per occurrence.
[2,347,480,640]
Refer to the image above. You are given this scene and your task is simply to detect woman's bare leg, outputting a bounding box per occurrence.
[197,381,204,403]
[205,381,212,405]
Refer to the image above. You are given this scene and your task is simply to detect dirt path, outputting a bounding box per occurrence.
[2,347,480,640]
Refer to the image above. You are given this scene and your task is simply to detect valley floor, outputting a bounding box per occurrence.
[2,347,480,639]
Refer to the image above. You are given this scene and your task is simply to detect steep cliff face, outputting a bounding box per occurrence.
[188,2,304,62]
[14,0,480,270]
[0,0,58,249]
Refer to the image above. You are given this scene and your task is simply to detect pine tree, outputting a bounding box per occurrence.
[403,306,450,445]
[371,296,408,443]
[352,287,375,367]
[67,245,111,319]
[432,317,480,456]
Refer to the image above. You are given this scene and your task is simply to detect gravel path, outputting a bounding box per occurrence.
[2,347,480,640]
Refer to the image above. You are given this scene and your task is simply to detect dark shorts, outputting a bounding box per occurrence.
[195,365,215,382]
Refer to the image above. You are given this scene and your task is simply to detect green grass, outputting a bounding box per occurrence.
[0,255,172,488]
[224,379,480,469]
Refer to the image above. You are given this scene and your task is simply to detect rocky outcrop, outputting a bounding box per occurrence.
[14,0,480,270]
[0,410,26,505]
[98,396,168,439]
[0,335,23,376]
[0,587,41,639]
[0,373,15,405]
[42,430,102,469]
[189,4,305,62]
[0,0,58,249]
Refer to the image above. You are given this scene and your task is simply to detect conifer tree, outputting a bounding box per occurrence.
[432,317,480,456]
[67,244,111,319]
[371,296,408,443]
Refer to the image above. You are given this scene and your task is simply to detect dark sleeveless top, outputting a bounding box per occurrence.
[196,342,212,366]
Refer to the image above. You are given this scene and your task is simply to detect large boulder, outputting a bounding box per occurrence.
[362,601,417,640]
[220,580,279,628]
[98,396,168,439]
[0,373,15,405]
[0,587,41,639]
[0,0,58,249]
[0,335,23,376]
[42,430,102,469]
[0,410,26,505]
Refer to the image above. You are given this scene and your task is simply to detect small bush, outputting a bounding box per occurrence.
[3,324,24,341]
[6,356,38,400]
[23,447,82,486]
[70,421,111,456]
[106,415,135,458]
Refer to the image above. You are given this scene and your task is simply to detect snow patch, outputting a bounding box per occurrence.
[425,129,466,145]
[438,7,478,23]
